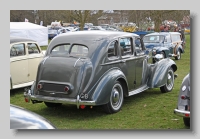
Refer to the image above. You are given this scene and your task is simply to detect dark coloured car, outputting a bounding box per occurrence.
[133,31,154,39]
[143,32,184,62]
[174,73,190,127]
[48,29,58,40]
[24,31,177,114]
[10,104,56,129]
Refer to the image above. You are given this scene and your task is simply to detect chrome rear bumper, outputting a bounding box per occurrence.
[24,89,96,109]
[174,109,190,118]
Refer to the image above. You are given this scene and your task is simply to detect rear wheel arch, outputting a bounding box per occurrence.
[171,64,177,72]
[117,78,128,97]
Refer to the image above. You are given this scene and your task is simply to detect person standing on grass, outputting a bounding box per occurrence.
[178,27,186,49]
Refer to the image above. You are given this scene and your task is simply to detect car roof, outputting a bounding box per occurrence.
[145,32,181,36]
[48,30,139,47]
[10,36,36,44]
[53,30,138,40]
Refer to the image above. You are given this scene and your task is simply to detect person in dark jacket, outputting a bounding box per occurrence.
[178,27,186,49]
[161,26,169,32]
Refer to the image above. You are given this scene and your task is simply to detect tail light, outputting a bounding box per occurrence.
[181,95,190,100]
[37,83,42,90]
[25,98,29,102]
[181,95,186,99]
[80,105,86,109]
[64,86,69,92]
[185,113,190,117]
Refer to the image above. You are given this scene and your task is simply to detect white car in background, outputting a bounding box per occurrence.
[10,36,44,90]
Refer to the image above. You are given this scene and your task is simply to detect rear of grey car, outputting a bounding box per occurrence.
[174,73,190,127]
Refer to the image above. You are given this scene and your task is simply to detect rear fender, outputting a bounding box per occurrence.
[147,58,177,88]
[177,74,190,110]
[91,68,128,105]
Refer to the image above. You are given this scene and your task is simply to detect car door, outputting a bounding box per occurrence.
[118,37,137,91]
[163,34,173,55]
[133,37,146,89]
[27,43,44,82]
[10,43,28,86]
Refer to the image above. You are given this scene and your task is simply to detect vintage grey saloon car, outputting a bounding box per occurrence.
[10,36,44,90]
[24,31,177,114]
[174,73,190,127]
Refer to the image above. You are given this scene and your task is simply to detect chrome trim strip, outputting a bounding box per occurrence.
[74,57,81,67]
[128,84,149,96]
[42,56,49,64]
[174,109,190,118]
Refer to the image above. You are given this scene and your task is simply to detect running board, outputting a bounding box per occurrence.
[128,85,149,96]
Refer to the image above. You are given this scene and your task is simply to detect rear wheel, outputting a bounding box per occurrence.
[183,117,190,127]
[103,81,124,114]
[160,68,174,93]
[44,102,62,107]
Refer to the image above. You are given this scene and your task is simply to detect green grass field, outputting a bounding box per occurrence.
[10,34,190,129]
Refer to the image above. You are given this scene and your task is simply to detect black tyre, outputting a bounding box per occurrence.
[160,68,174,93]
[103,81,124,114]
[44,102,62,108]
[183,117,190,127]
[175,49,181,60]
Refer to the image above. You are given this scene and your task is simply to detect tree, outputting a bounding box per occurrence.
[69,10,91,30]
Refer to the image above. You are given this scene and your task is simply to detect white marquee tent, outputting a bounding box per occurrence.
[10,22,48,46]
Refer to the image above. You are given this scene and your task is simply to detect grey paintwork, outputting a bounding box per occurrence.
[24,31,177,109]
[10,104,56,129]
[174,73,190,118]
[143,32,184,59]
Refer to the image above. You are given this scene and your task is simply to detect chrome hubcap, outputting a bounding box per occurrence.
[111,83,123,110]
[166,70,174,90]
[177,51,180,59]
[112,89,120,103]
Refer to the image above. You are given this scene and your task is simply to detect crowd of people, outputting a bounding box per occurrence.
[161,25,186,49]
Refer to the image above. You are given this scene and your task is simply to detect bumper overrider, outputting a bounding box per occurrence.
[174,109,190,118]
[24,89,96,109]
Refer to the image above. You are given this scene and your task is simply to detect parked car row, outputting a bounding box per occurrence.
[142,32,185,63]
[48,27,79,39]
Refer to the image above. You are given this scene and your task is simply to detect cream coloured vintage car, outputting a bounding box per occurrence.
[10,36,44,90]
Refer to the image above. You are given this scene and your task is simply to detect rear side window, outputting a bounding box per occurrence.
[107,40,118,59]
[70,44,89,57]
[120,38,132,57]
[10,43,25,57]
[51,44,70,55]
[171,34,181,42]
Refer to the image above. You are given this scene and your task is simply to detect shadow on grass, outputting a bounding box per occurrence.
[10,88,27,96]
[10,87,176,120]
